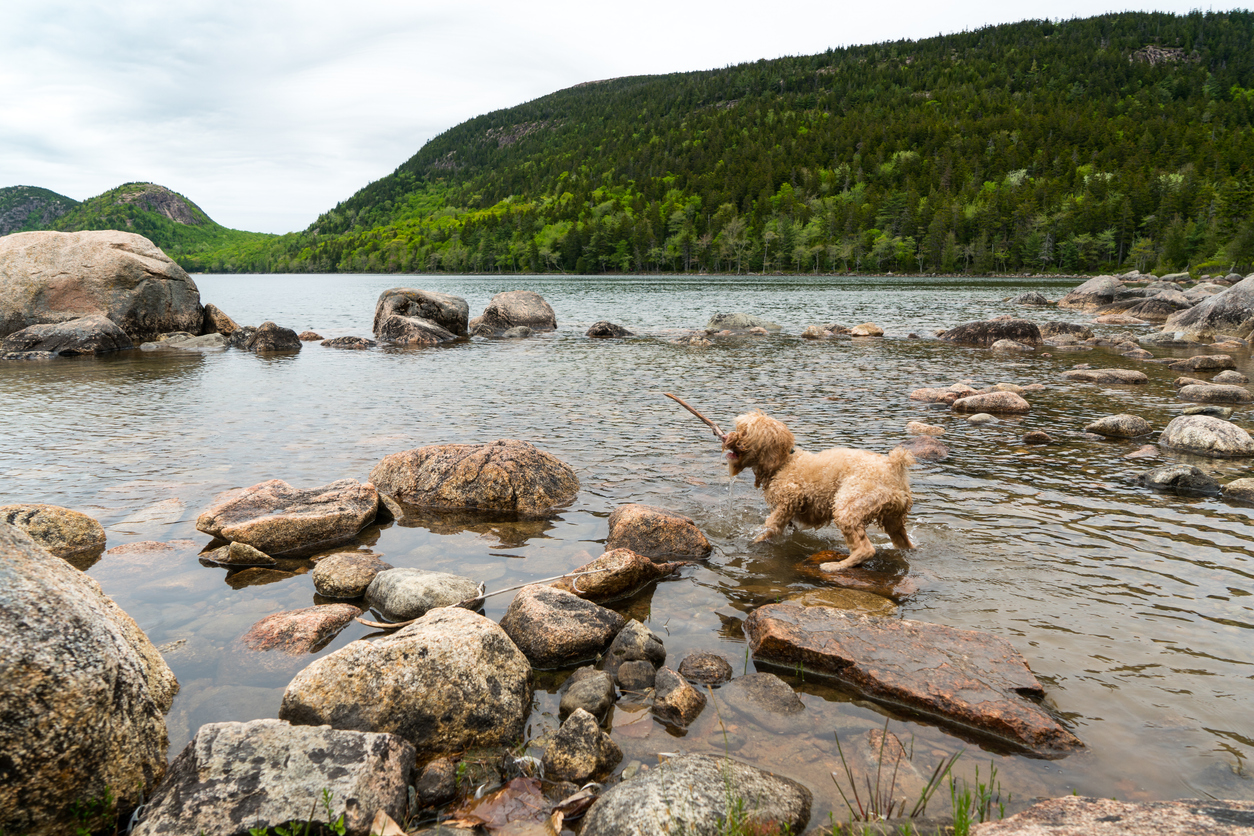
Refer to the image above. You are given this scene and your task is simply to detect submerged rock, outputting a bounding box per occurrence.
[0,503,106,559]
[368,439,579,517]
[132,719,413,836]
[704,312,782,332]
[586,320,633,337]
[580,754,812,836]
[895,435,950,461]
[1158,415,1254,457]
[240,604,362,654]
[279,607,533,757]
[196,478,379,556]
[605,503,712,560]
[745,602,1082,755]
[1137,464,1222,496]
[498,584,625,669]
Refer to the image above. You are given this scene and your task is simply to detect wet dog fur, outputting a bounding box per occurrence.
[722,411,915,570]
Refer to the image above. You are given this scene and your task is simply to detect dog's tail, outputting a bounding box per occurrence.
[888,447,917,474]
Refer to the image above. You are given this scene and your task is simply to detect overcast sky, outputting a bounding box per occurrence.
[1,1,1243,233]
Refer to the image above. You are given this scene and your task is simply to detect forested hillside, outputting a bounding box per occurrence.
[0,186,77,235]
[200,11,1254,276]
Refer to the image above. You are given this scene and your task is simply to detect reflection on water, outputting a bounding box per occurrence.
[3,273,1252,813]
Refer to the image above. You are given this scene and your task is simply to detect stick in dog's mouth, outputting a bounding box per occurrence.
[663,393,727,442]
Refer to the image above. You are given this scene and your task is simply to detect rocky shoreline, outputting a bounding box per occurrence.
[4,230,1254,834]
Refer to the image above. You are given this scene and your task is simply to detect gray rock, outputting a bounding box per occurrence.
[163,332,226,349]
[653,666,706,726]
[196,478,379,556]
[605,504,712,560]
[1223,478,1254,503]
[1062,368,1149,384]
[476,290,557,333]
[973,796,1254,836]
[131,719,413,836]
[320,336,376,349]
[1009,291,1052,305]
[559,668,616,721]
[1083,414,1152,438]
[678,652,734,685]
[1178,384,1253,404]
[500,325,534,338]
[312,552,393,599]
[990,338,1034,351]
[1038,321,1094,340]
[372,288,469,343]
[580,754,812,836]
[951,392,1031,414]
[716,673,805,734]
[705,312,782,332]
[616,660,658,691]
[225,325,256,348]
[202,541,277,566]
[541,708,622,783]
[0,503,106,559]
[938,318,1042,347]
[0,524,177,836]
[365,568,482,622]
[967,412,996,425]
[368,439,579,517]
[1164,275,1254,342]
[1057,275,1124,311]
[279,607,533,757]
[0,230,203,341]
[498,584,625,669]
[0,314,134,355]
[1137,464,1222,496]
[586,320,634,337]
[1159,415,1254,457]
[1120,293,1194,322]
[600,619,666,681]
[244,321,301,352]
[1213,370,1249,385]
[414,758,457,809]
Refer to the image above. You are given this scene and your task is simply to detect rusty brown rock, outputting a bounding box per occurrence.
[0,503,106,559]
[744,602,1082,756]
[197,479,378,556]
[951,392,1031,415]
[552,548,686,602]
[1061,368,1149,384]
[499,585,625,669]
[368,440,578,517]
[203,303,239,336]
[605,504,712,560]
[297,330,322,341]
[240,604,362,655]
[972,796,1254,835]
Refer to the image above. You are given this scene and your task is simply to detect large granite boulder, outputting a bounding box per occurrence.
[279,607,533,757]
[498,584,626,668]
[973,796,1254,835]
[1121,291,1193,322]
[1158,414,1254,457]
[580,754,812,836]
[745,602,1082,756]
[372,288,468,345]
[704,312,783,332]
[368,440,579,517]
[1,314,134,355]
[0,524,178,836]
[471,290,557,335]
[938,318,1042,348]
[132,719,413,836]
[196,479,379,556]
[1162,274,1254,342]
[1038,321,1094,340]
[364,567,482,622]
[0,503,106,559]
[605,504,712,560]
[1057,275,1124,311]
[0,230,203,340]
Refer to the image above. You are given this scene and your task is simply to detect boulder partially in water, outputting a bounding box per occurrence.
[652,666,707,726]
[951,391,1031,414]
[1057,275,1124,311]
[704,312,782,332]
[1,314,134,355]
[131,719,413,836]
[244,321,301,352]
[470,290,556,335]
[1083,414,1153,438]
[1177,383,1253,404]
[938,318,1042,348]
[0,524,177,836]
[1062,368,1149,384]
[1168,354,1236,372]
[541,708,622,784]
[364,568,482,622]
[552,548,686,603]
[745,602,1082,756]
[579,754,812,836]
[499,584,625,669]
[1163,275,1254,342]
[1137,464,1222,496]
[278,607,533,757]
[586,320,634,337]
[1158,415,1254,457]
[312,552,392,599]
[0,503,106,560]
[0,230,203,341]
[368,440,579,517]
[195,478,379,556]
[372,288,468,345]
[605,503,712,560]
[201,303,239,336]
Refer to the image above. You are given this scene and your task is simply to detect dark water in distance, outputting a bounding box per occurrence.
[3,273,1252,815]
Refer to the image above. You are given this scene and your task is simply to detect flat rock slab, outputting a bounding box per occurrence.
[605,504,712,559]
[580,754,811,836]
[132,719,413,836]
[368,440,579,517]
[196,478,378,556]
[973,796,1254,835]
[1062,368,1149,384]
[240,604,362,655]
[952,391,1030,414]
[744,602,1082,756]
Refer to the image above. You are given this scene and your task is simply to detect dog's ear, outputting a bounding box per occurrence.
[756,420,795,475]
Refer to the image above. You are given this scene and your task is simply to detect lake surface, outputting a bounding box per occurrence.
[3,273,1252,819]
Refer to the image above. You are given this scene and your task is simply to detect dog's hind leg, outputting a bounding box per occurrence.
[819,525,876,571]
[883,514,914,550]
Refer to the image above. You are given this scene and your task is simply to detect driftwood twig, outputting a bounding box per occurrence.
[664,393,727,441]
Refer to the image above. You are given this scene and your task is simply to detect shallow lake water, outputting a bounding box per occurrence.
[3,273,1252,821]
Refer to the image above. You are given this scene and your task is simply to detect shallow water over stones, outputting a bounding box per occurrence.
[3,273,1253,818]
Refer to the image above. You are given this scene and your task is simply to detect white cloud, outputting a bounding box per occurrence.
[0,0,1244,233]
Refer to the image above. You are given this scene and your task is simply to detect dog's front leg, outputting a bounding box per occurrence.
[753,508,793,542]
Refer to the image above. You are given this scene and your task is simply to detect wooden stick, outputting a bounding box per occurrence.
[353,570,607,631]
[664,392,727,441]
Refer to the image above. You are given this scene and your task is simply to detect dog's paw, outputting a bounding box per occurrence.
[751,528,776,543]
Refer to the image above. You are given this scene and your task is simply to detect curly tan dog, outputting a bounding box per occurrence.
[722,411,916,570]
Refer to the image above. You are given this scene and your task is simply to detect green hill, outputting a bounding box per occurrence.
[174,11,1254,275]
[48,182,279,272]
[0,186,78,235]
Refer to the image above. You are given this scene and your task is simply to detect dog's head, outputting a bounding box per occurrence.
[722,411,795,481]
